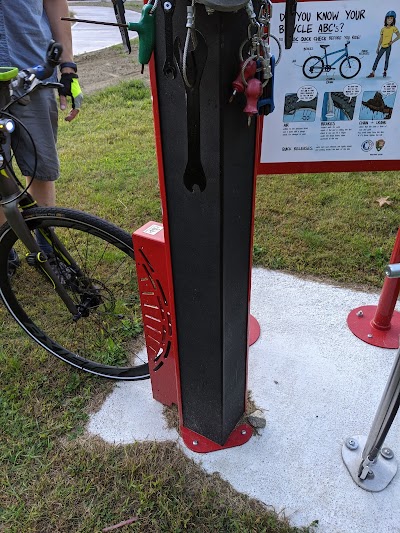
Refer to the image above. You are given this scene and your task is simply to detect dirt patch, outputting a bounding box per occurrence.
[163,390,262,435]
[75,42,150,96]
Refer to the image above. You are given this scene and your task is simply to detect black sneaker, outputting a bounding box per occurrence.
[8,248,21,278]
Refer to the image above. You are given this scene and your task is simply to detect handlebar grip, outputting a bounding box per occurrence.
[31,41,63,80]
[46,40,63,67]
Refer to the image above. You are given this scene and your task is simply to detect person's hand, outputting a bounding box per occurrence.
[58,73,83,122]
[376,47,380,54]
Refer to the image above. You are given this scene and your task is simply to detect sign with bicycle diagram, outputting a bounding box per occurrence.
[259,0,400,173]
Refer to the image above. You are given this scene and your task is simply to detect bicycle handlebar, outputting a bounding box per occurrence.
[4,41,63,109]
[30,40,63,81]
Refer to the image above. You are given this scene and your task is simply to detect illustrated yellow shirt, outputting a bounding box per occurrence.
[380,26,399,47]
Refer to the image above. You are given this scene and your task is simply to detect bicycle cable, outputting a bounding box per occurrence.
[0,110,38,206]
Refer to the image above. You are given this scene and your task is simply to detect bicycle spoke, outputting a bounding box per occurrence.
[0,208,149,379]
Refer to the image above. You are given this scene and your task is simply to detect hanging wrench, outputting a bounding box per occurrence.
[174,32,208,192]
[162,0,177,78]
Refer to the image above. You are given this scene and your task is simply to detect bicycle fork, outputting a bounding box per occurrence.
[2,198,79,315]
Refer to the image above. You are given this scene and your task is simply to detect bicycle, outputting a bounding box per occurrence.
[0,42,149,381]
[302,41,361,79]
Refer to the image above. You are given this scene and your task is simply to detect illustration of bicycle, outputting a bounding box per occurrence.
[302,41,361,79]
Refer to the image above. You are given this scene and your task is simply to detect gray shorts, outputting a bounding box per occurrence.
[10,88,59,181]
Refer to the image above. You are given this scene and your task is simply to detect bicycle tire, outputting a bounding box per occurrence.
[0,207,150,380]
[302,56,324,79]
[284,93,318,115]
[339,56,361,79]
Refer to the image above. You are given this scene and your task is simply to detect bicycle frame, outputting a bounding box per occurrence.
[321,44,349,68]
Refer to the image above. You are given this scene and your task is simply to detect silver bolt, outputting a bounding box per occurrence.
[381,447,394,460]
[356,310,364,317]
[367,469,375,479]
[241,429,247,435]
[192,440,198,446]
[367,333,373,338]
[345,437,359,450]
[164,1,172,10]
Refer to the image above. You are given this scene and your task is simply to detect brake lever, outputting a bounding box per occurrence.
[42,82,63,89]
[284,0,297,49]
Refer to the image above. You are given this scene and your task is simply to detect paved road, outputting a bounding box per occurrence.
[70,6,141,55]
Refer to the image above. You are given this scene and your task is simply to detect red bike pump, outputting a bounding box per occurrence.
[133,1,264,452]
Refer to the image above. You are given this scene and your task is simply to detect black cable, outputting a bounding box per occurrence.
[0,110,38,206]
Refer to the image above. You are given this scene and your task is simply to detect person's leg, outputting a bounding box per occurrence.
[7,89,59,263]
[384,46,392,74]
[12,89,59,183]
[26,180,56,254]
[368,47,386,76]
[26,179,56,207]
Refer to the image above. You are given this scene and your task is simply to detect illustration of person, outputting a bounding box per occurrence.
[367,11,400,78]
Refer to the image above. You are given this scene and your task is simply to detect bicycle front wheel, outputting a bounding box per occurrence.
[302,56,324,79]
[0,207,149,380]
[339,56,361,79]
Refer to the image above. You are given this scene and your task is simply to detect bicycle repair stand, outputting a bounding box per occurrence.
[133,1,263,452]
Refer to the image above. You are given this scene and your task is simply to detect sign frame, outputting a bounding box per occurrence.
[258,0,400,174]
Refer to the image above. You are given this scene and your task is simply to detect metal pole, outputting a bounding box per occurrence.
[358,346,400,476]
[342,344,400,491]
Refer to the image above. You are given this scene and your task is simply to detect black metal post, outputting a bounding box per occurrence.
[153,2,259,445]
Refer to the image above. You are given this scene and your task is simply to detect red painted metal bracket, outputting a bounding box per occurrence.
[347,306,400,349]
[133,222,178,406]
[181,424,253,453]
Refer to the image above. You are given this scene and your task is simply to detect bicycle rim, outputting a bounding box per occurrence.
[0,207,149,380]
[302,56,324,79]
[339,56,361,79]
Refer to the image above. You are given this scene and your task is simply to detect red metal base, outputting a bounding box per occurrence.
[249,314,260,346]
[181,424,252,453]
[347,305,400,349]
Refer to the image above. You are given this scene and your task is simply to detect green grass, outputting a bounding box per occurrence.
[57,80,160,230]
[0,79,317,532]
[254,171,398,287]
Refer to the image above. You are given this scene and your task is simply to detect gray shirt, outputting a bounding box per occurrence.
[0,0,56,80]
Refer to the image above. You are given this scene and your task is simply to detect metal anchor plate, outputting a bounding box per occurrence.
[342,435,398,492]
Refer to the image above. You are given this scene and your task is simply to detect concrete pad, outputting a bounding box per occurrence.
[70,6,141,55]
[88,269,400,533]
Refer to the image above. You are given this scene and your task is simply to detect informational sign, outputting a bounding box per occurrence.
[259,0,400,173]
